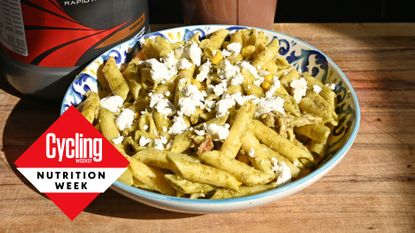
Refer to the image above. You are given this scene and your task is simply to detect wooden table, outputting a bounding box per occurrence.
[0,23,414,233]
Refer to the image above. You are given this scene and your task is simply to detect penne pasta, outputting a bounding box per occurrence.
[252,39,279,69]
[171,131,193,153]
[251,120,315,166]
[122,57,142,100]
[167,152,241,191]
[133,148,171,170]
[128,157,176,196]
[221,101,256,159]
[241,131,274,175]
[117,168,134,186]
[102,56,130,100]
[295,124,331,143]
[199,151,275,186]
[259,144,301,177]
[98,107,119,141]
[199,29,229,50]
[79,91,100,123]
[164,174,215,195]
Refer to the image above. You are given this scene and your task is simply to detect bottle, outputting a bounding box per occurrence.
[0,0,149,99]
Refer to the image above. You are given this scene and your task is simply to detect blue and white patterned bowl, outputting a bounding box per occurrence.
[60,25,360,214]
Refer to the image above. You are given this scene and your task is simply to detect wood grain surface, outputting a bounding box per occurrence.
[0,23,414,233]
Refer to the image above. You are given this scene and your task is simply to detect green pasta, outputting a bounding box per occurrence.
[79,91,100,123]
[102,56,130,100]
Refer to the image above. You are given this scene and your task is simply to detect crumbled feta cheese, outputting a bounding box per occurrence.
[265,77,281,98]
[162,126,168,132]
[206,123,230,141]
[112,136,124,145]
[326,83,336,90]
[154,136,168,150]
[178,58,193,70]
[231,73,244,86]
[177,98,195,116]
[271,158,278,169]
[216,94,236,116]
[100,95,123,113]
[178,78,187,87]
[185,42,202,66]
[143,124,149,130]
[231,93,259,106]
[142,58,172,83]
[256,96,285,116]
[178,85,207,116]
[174,46,184,59]
[221,49,232,57]
[258,70,271,76]
[240,61,259,78]
[216,59,245,86]
[194,129,206,136]
[313,84,322,94]
[209,81,228,96]
[162,52,178,75]
[216,93,260,114]
[204,99,216,112]
[218,60,240,80]
[230,93,245,105]
[149,93,176,116]
[165,141,172,150]
[226,42,242,54]
[116,108,135,131]
[240,61,264,86]
[271,158,292,185]
[139,136,152,147]
[168,115,189,135]
[195,60,211,82]
[165,91,171,97]
[222,43,242,56]
[248,148,255,158]
[253,77,265,86]
[290,78,308,103]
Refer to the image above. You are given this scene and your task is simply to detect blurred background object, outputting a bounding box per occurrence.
[181,0,278,29]
[150,0,415,24]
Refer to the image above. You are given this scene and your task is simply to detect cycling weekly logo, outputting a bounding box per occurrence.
[15,106,128,220]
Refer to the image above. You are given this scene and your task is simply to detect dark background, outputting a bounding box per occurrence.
[149,0,415,23]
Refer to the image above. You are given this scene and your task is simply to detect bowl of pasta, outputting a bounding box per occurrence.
[61,25,360,213]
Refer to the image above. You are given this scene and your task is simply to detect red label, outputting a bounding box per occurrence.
[1,0,148,68]
[15,106,129,220]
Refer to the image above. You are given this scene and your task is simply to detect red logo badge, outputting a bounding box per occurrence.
[15,106,129,220]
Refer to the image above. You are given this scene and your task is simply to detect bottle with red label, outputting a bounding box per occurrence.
[0,0,149,98]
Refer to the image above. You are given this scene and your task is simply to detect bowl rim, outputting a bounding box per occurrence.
[61,24,361,205]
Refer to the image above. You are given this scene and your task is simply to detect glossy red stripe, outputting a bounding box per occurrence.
[27,0,72,21]
[38,24,125,66]
[18,29,101,64]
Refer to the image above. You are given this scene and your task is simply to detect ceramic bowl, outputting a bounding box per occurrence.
[61,25,360,214]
